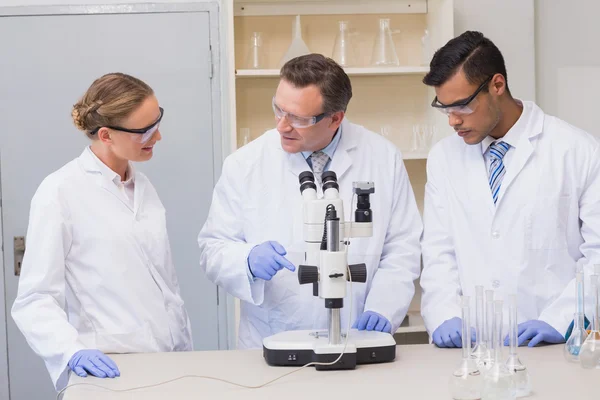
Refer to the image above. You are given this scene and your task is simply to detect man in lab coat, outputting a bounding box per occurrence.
[198,54,422,348]
[420,31,600,348]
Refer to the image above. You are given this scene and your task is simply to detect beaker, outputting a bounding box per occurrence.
[564,266,588,362]
[245,32,265,69]
[331,21,358,67]
[279,15,311,67]
[579,274,600,369]
[482,300,516,400]
[471,286,489,363]
[505,295,531,398]
[479,289,495,369]
[449,296,483,400]
[370,18,399,66]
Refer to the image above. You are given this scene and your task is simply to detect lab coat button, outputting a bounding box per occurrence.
[491,231,500,239]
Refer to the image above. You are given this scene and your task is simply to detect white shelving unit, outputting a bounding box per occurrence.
[236,66,430,78]
[225,0,455,338]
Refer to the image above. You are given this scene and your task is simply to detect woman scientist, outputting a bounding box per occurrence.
[11,73,193,391]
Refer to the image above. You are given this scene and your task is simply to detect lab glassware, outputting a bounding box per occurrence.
[564,266,588,362]
[482,300,516,400]
[471,286,490,364]
[505,295,531,398]
[479,289,495,369]
[370,18,399,66]
[245,32,265,69]
[579,274,600,369]
[332,21,358,67]
[449,296,483,400]
[280,15,311,67]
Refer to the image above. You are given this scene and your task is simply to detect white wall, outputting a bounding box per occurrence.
[453,0,536,102]
[535,0,600,134]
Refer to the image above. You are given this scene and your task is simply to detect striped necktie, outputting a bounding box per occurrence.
[488,141,510,205]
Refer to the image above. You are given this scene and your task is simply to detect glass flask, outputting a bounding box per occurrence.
[449,296,483,400]
[482,300,516,400]
[245,32,265,69]
[580,274,600,369]
[370,18,399,66]
[331,21,358,67]
[564,266,588,362]
[505,295,531,398]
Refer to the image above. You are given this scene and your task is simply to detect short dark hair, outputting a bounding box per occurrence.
[280,53,353,114]
[423,31,509,93]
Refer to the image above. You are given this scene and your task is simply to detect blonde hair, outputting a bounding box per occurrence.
[71,73,154,138]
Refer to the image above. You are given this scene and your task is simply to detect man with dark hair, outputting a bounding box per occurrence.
[420,31,599,348]
[198,54,422,348]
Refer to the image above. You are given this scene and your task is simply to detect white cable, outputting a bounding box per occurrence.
[57,251,355,400]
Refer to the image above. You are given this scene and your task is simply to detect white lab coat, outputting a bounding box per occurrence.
[198,120,422,348]
[12,148,193,390]
[420,101,600,336]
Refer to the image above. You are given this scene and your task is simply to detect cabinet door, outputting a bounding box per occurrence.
[0,5,221,399]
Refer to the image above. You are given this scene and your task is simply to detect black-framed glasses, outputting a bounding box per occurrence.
[90,107,164,140]
[431,76,493,116]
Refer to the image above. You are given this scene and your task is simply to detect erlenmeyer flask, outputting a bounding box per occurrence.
[280,15,311,67]
[505,295,531,398]
[580,274,600,369]
[564,266,588,362]
[245,32,264,69]
[449,296,483,400]
[370,18,399,66]
[482,300,516,400]
[332,21,357,67]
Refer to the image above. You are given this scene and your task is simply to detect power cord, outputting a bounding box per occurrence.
[57,255,355,400]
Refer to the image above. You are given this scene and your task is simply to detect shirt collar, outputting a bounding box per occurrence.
[481,99,529,154]
[301,124,343,160]
[86,146,135,185]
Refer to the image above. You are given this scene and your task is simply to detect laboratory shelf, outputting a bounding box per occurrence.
[236,66,430,78]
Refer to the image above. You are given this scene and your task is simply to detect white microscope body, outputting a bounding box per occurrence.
[262,170,396,370]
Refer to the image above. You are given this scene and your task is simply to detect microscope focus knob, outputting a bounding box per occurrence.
[348,263,367,283]
[298,265,319,285]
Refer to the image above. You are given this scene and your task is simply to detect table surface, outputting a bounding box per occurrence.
[63,344,597,400]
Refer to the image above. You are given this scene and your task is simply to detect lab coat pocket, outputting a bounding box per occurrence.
[526,195,570,250]
[94,323,159,353]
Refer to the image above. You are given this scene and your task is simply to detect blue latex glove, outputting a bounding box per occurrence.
[353,311,392,333]
[248,241,296,281]
[503,320,566,347]
[432,317,476,348]
[68,350,120,378]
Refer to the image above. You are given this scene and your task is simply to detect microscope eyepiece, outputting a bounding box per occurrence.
[299,171,317,194]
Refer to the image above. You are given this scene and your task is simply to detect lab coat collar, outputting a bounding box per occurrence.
[495,101,543,206]
[283,119,357,181]
[481,100,530,154]
[78,147,139,213]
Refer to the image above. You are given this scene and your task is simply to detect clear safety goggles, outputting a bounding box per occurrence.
[431,76,492,116]
[272,97,328,129]
[91,107,164,144]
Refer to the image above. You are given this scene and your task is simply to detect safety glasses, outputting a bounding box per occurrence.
[91,107,164,143]
[431,76,493,116]
[272,97,328,129]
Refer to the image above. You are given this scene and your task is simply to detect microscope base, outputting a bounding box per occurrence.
[263,329,396,370]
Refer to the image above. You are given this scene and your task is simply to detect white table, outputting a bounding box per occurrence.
[63,344,597,400]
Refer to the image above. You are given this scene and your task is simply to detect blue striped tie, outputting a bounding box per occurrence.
[488,141,510,205]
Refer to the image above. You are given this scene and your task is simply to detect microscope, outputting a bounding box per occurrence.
[262,170,396,370]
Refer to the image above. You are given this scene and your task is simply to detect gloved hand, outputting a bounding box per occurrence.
[432,317,476,348]
[503,320,565,347]
[248,241,296,281]
[352,311,392,333]
[68,350,120,378]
